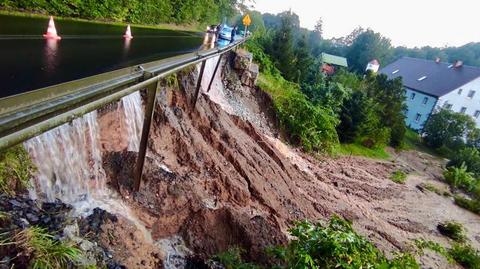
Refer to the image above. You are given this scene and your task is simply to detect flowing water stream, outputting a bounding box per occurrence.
[22,53,222,267]
[24,91,150,243]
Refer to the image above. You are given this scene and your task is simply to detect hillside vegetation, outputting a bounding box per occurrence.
[0,0,245,25]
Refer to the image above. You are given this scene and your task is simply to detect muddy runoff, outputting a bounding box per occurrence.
[11,50,479,268]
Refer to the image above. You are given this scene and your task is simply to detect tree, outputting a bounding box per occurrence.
[313,18,323,39]
[364,74,407,147]
[270,16,296,80]
[294,35,314,83]
[347,29,393,73]
[423,109,477,149]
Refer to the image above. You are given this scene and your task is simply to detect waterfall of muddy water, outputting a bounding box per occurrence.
[121,91,144,151]
[200,56,234,113]
[24,110,152,243]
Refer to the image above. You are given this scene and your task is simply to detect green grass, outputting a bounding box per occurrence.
[0,145,36,195]
[402,128,445,158]
[449,243,480,269]
[420,182,444,195]
[335,143,390,160]
[390,170,408,184]
[454,196,480,215]
[415,239,480,269]
[0,227,81,269]
[437,221,466,242]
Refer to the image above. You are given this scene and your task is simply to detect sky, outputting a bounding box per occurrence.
[253,0,480,48]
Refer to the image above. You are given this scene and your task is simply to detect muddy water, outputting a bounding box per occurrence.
[121,91,144,151]
[21,52,225,266]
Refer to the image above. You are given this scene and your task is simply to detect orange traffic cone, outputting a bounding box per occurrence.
[123,24,133,39]
[43,16,61,40]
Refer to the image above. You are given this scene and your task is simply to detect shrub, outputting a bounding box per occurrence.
[269,216,419,269]
[437,221,466,242]
[443,164,476,192]
[390,170,407,184]
[0,227,81,268]
[258,74,339,153]
[454,196,480,214]
[448,147,480,178]
[449,243,480,269]
[0,145,35,195]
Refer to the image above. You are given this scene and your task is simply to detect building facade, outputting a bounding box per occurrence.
[380,57,480,130]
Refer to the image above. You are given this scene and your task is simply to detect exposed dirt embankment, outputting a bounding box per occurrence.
[95,52,479,268]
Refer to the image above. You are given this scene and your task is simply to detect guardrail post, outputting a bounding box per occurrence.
[133,79,159,192]
[192,60,207,108]
[207,55,223,93]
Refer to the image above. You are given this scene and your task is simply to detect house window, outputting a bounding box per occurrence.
[460,107,467,114]
[458,89,463,95]
[410,92,416,100]
[422,97,428,105]
[468,90,476,98]
[474,110,480,118]
[415,113,422,123]
[443,103,453,110]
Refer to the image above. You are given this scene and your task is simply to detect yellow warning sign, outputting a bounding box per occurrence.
[242,14,251,26]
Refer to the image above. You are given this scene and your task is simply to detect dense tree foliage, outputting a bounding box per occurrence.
[423,109,477,149]
[245,9,409,152]
[0,0,244,25]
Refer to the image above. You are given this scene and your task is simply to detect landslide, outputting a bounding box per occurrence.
[99,52,423,265]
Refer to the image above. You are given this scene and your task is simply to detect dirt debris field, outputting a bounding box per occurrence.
[95,54,480,268]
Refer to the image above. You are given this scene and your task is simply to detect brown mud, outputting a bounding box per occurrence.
[94,52,480,268]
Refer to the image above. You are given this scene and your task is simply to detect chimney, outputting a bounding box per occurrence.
[435,57,440,63]
[454,60,463,68]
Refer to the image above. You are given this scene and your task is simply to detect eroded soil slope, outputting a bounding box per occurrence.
[97,53,480,268]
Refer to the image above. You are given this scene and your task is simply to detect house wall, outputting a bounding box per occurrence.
[436,77,480,126]
[404,88,437,130]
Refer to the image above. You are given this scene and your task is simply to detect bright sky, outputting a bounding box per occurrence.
[253,0,480,48]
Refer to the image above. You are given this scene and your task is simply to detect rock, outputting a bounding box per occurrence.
[8,199,23,208]
[25,213,39,223]
[240,63,259,87]
[234,49,253,71]
[63,223,80,239]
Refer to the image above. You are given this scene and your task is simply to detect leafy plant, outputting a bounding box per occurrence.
[390,170,407,184]
[448,147,480,178]
[269,216,419,269]
[437,221,466,242]
[0,145,35,195]
[443,163,476,191]
[0,227,81,269]
[449,243,480,269]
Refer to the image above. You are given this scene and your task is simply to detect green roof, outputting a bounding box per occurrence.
[321,53,348,67]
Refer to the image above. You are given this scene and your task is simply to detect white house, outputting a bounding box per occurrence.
[366,59,380,73]
[380,57,480,130]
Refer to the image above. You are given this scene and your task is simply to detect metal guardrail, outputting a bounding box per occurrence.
[0,37,248,190]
